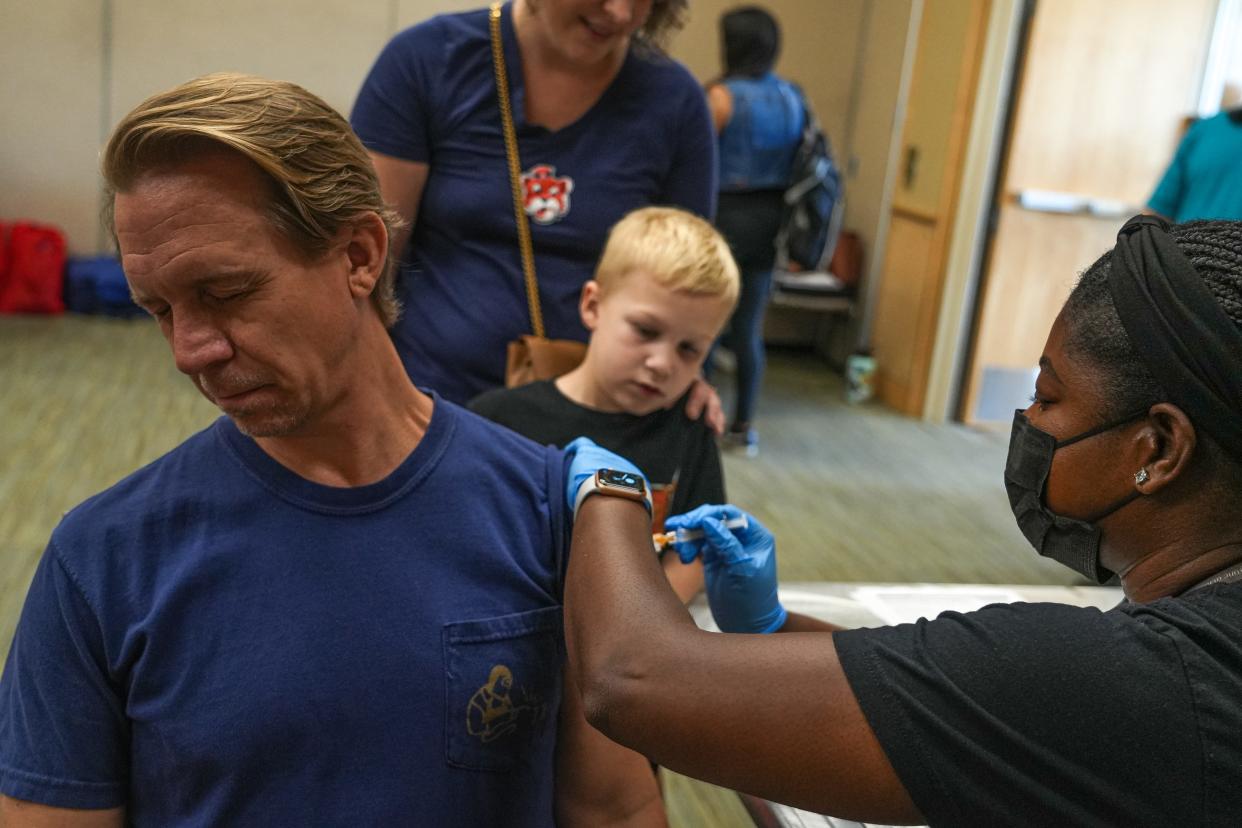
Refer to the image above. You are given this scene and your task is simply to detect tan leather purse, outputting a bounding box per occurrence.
[504,334,589,386]
[489,2,587,388]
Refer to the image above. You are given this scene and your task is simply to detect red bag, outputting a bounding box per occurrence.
[0,222,8,299]
[0,222,67,314]
[828,230,864,290]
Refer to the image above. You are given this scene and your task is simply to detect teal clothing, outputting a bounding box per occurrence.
[1148,112,1242,222]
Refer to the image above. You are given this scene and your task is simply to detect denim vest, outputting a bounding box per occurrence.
[718,73,804,192]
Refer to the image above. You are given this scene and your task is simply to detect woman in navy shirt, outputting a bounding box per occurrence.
[352,0,718,407]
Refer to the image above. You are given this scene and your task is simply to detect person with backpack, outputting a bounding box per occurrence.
[706,5,810,455]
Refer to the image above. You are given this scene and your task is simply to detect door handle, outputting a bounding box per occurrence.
[903,146,920,189]
[1011,189,1140,218]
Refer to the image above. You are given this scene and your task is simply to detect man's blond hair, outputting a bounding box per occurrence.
[595,207,739,305]
[101,72,404,327]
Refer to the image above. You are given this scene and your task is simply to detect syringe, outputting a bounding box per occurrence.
[652,515,749,552]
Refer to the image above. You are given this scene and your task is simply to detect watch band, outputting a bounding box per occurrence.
[573,469,653,519]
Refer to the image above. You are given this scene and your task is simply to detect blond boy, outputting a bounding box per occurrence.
[471,206,739,601]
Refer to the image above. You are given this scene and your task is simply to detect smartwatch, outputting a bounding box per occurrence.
[573,468,653,519]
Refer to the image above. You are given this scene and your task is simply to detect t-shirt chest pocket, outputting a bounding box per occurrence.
[443,605,563,772]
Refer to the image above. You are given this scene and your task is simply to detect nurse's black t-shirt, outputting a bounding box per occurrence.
[835,583,1242,826]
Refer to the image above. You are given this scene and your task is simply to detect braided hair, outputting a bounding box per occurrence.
[1062,219,1242,488]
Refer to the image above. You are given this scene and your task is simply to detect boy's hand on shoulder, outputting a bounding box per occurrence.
[684,377,724,435]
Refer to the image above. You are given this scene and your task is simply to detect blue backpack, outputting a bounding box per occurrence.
[777,95,844,272]
[64,256,144,317]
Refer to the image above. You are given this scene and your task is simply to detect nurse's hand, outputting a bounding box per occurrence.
[563,436,646,519]
[665,505,788,634]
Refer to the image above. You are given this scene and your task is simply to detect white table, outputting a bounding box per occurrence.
[686,582,1124,828]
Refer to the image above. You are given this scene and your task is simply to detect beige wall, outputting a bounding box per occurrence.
[108,1,394,131]
[672,0,913,281]
[669,0,866,167]
[675,1,915,357]
[0,1,106,255]
[1,0,905,268]
[0,0,476,253]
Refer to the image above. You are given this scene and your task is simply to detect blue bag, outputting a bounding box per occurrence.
[777,94,844,272]
[65,256,144,317]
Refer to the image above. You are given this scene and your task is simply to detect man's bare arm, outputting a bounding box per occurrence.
[555,663,667,826]
[0,796,124,828]
[564,497,922,824]
[661,555,704,605]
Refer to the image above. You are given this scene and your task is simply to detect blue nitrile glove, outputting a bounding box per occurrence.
[563,436,647,520]
[665,504,788,634]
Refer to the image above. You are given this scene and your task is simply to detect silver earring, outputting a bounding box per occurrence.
[1134,468,1149,485]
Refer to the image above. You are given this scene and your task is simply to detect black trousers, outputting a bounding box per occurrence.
[712,190,784,425]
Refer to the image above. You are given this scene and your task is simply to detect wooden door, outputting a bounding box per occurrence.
[872,0,989,415]
[961,0,1216,423]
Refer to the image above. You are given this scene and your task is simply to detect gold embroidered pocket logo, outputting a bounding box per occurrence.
[466,664,547,743]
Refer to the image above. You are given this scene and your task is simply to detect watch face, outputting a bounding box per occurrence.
[599,469,646,495]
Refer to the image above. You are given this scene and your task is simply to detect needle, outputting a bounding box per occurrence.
[652,515,749,552]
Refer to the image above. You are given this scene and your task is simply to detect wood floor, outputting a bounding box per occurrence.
[0,314,1078,825]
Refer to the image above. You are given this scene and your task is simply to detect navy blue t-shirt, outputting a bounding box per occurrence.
[351,3,717,403]
[0,398,571,825]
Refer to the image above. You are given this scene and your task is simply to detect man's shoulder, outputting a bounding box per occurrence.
[50,422,228,565]
[439,399,568,538]
[60,424,219,513]
[451,394,563,461]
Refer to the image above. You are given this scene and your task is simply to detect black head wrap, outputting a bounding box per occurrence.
[1109,215,1242,458]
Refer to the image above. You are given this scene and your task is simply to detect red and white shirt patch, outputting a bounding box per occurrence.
[521,165,574,225]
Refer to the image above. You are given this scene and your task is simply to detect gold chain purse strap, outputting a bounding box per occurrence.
[489,1,544,338]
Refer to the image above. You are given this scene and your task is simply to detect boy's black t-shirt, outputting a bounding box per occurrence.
[469,380,724,530]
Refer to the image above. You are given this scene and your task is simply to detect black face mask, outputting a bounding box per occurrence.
[1004,409,1145,583]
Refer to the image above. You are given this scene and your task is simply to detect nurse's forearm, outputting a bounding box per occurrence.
[564,498,920,821]
[779,612,842,633]
[565,497,698,708]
